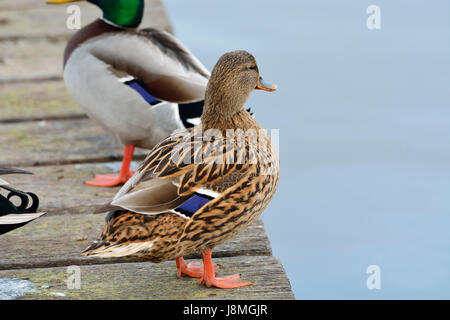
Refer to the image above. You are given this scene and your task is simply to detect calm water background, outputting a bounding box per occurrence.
[165,0,450,299]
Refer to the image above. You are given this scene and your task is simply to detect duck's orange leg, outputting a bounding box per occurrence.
[175,257,219,278]
[85,145,136,187]
[198,250,252,288]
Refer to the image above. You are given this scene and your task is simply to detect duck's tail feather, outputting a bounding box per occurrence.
[0,212,46,235]
[93,201,122,214]
[81,211,185,259]
[81,239,156,257]
[0,167,33,176]
[0,212,46,225]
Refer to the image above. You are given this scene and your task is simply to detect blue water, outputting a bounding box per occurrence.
[164,0,450,299]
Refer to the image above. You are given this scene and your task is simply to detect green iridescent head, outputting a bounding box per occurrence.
[88,0,144,28]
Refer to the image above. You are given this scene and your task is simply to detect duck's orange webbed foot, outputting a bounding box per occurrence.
[198,250,252,289]
[175,257,219,278]
[85,145,135,187]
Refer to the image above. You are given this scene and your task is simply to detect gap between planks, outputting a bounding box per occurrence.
[0,113,87,124]
[0,155,148,169]
[0,74,63,85]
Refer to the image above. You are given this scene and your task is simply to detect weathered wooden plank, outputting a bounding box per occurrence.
[0,39,65,82]
[0,212,271,270]
[0,119,148,167]
[0,0,172,40]
[0,80,83,122]
[0,0,45,10]
[0,256,293,299]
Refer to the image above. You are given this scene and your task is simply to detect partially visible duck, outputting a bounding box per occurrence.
[82,51,279,289]
[0,167,46,235]
[46,0,210,187]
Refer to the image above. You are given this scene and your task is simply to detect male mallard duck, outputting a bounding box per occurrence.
[83,51,279,288]
[46,0,210,187]
[0,167,46,235]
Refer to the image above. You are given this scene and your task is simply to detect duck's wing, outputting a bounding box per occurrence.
[137,28,210,80]
[90,28,210,104]
[0,167,33,176]
[104,127,258,217]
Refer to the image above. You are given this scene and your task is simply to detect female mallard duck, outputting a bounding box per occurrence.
[0,167,46,235]
[83,51,279,289]
[46,0,210,187]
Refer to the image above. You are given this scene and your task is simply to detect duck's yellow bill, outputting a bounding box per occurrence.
[255,76,277,92]
[46,0,85,4]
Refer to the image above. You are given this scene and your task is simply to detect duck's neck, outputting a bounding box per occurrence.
[201,103,258,131]
[201,80,252,130]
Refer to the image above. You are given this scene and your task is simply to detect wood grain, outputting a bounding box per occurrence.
[0,80,82,122]
[0,119,148,167]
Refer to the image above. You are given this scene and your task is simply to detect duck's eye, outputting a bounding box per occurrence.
[249,65,257,70]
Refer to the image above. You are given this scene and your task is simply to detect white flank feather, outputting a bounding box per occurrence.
[186,117,201,126]
[196,188,220,199]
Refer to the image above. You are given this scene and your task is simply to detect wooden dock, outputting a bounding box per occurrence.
[0,0,293,299]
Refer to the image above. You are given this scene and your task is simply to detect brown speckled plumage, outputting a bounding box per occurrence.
[83,51,280,286]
